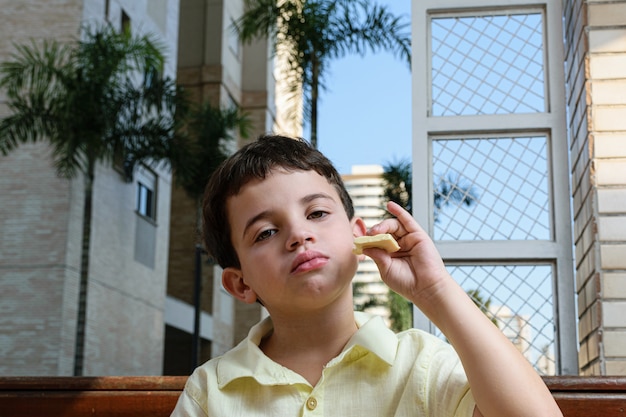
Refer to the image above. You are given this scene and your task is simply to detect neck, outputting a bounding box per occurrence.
[271,305,357,347]
[260,299,358,385]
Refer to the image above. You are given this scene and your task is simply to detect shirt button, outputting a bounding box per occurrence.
[306,396,318,410]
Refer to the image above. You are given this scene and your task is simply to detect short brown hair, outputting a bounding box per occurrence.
[202,134,354,268]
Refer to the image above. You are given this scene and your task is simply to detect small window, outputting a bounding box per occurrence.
[137,183,155,219]
[136,166,157,221]
[122,9,131,34]
[228,17,240,58]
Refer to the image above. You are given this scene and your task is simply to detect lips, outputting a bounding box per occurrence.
[290,250,329,274]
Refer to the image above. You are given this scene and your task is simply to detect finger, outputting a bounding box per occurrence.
[386,201,425,234]
[369,201,424,237]
[368,202,412,236]
[369,217,405,237]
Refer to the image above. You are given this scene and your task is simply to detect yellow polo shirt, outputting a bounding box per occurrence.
[171,312,474,417]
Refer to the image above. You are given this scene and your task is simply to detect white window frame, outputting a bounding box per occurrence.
[411,0,577,375]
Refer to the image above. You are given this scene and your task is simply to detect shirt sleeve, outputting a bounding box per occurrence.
[422,337,476,417]
[170,372,210,417]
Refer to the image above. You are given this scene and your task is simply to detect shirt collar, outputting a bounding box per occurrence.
[217,312,398,388]
[348,311,398,365]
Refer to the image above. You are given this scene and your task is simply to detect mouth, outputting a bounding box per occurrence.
[290,250,329,274]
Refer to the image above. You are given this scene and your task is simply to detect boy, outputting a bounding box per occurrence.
[170,135,562,417]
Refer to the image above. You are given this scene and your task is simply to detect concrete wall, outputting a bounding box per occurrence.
[0,0,179,375]
[564,0,626,375]
[80,0,180,377]
[0,0,86,377]
[166,0,277,364]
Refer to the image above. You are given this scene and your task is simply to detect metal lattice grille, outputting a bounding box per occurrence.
[416,0,576,375]
[432,136,551,241]
[431,12,545,116]
[434,264,556,375]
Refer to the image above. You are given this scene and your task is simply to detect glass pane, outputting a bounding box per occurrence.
[434,264,556,375]
[431,12,545,116]
[137,184,147,215]
[432,136,551,240]
[137,182,155,219]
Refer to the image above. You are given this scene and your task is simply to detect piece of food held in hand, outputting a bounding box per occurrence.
[352,234,401,255]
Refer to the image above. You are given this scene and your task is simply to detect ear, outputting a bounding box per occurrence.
[351,217,368,261]
[222,267,258,304]
[352,216,367,237]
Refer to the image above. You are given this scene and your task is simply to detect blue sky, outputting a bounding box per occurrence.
[314,0,412,175]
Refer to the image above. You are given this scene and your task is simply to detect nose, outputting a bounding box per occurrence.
[286,225,315,250]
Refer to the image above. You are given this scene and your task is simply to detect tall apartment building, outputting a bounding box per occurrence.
[342,165,390,320]
[0,0,182,376]
[0,0,289,376]
[163,0,300,374]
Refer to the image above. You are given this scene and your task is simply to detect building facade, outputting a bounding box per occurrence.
[563,0,626,375]
[0,0,287,376]
[0,0,181,375]
[343,165,390,320]
[163,0,285,374]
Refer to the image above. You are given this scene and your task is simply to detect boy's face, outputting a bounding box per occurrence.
[222,169,365,315]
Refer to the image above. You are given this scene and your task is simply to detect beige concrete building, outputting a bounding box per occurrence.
[563,0,626,375]
[0,0,287,376]
[0,0,181,376]
[163,0,289,374]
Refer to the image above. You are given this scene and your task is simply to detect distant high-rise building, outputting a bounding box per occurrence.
[342,165,390,320]
[490,305,532,356]
[488,304,554,375]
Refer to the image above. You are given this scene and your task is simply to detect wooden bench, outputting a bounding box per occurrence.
[0,375,624,416]
[0,376,186,416]
[544,376,626,416]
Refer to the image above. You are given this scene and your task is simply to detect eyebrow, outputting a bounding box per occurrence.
[241,192,336,239]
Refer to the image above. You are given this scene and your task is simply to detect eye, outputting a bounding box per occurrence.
[255,229,277,242]
[308,210,328,220]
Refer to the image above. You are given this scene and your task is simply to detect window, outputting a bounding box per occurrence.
[122,9,131,34]
[228,17,240,58]
[412,1,576,375]
[134,165,158,268]
[136,166,157,221]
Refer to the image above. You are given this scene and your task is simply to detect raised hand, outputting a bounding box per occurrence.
[363,201,451,308]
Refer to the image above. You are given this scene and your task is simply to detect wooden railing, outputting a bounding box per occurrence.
[0,375,625,416]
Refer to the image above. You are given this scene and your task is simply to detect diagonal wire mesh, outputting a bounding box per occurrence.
[434,264,556,375]
[431,12,545,116]
[432,135,551,241]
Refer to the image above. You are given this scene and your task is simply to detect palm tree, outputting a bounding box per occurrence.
[382,158,413,213]
[0,24,188,375]
[466,288,498,327]
[433,171,478,223]
[235,0,411,148]
[175,102,249,204]
[173,101,249,369]
[388,290,412,332]
[374,159,480,331]
[382,158,479,218]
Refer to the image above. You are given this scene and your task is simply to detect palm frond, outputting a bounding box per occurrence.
[235,0,411,146]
